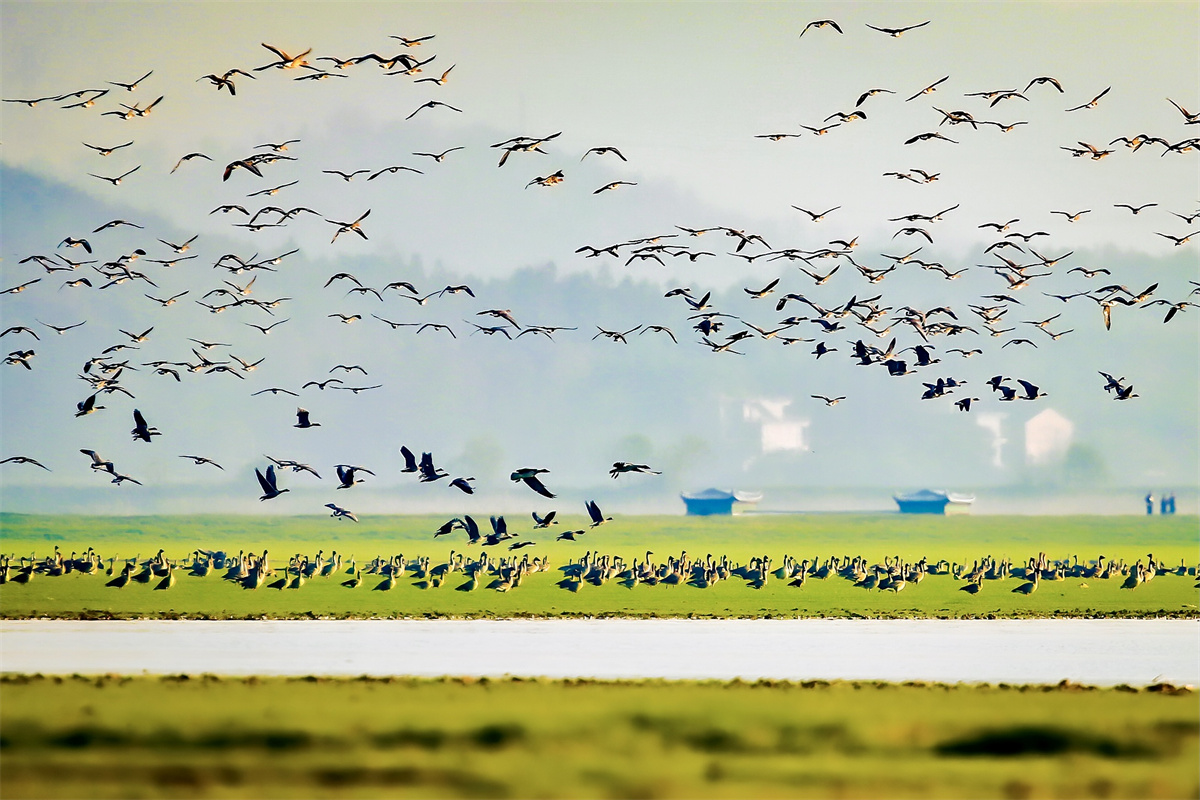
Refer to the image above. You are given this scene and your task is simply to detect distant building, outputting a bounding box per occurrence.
[681,489,762,515]
[894,489,974,515]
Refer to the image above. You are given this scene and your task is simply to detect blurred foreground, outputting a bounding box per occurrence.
[2,674,1196,799]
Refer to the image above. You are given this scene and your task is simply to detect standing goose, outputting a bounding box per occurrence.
[153,561,175,590]
[1011,571,1040,595]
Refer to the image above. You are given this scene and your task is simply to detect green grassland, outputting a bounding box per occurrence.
[1,513,1196,619]
[1,674,1196,799]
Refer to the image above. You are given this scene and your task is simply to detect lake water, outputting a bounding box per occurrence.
[1,619,1195,686]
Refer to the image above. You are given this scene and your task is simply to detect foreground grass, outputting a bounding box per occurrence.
[1,674,1196,799]
[2,513,1196,619]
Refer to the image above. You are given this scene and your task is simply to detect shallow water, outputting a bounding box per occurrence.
[1,619,1196,686]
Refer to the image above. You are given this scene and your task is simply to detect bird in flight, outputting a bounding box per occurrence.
[792,205,840,222]
[179,455,223,470]
[1,455,51,470]
[511,468,556,498]
[581,146,628,161]
[87,166,140,186]
[326,209,371,243]
[1114,203,1157,215]
[108,70,153,91]
[906,75,949,102]
[294,408,320,428]
[1154,231,1197,247]
[335,464,375,489]
[323,169,370,182]
[256,464,289,501]
[799,19,842,37]
[811,394,846,406]
[130,409,160,442]
[1065,86,1111,112]
[866,20,930,36]
[594,181,637,194]
[83,140,133,156]
[413,147,465,162]
[256,43,314,71]
[586,500,612,527]
[325,503,358,522]
[406,100,462,120]
[610,462,661,478]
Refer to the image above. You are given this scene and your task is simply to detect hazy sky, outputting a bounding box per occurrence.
[1,2,1197,514]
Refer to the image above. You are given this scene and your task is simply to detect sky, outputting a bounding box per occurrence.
[1,1,1197,515]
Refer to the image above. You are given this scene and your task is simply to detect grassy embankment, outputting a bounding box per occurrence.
[1,674,1196,799]
[1,513,1196,619]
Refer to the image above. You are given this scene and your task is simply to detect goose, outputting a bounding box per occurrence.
[335,464,374,489]
[153,562,175,591]
[799,18,843,37]
[81,140,133,156]
[0,455,51,471]
[905,75,949,102]
[413,147,465,162]
[87,166,140,186]
[594,181,637,194]
[325,209,370,243]
[105,562,132,588]
[130,409,160,442]
[256,43,314,70]
[406,100,462,120]
[609,462,661,478]
[586,500,612,527]
[1065,86,1111,112]
[325,503,358,522]
[342,570,362,588]
[511,468,556,498]
[866,20,930,36]
[1011,571,1040,595]
[294,408,320,428]
[255,464,289,500]
[108,70,153,91]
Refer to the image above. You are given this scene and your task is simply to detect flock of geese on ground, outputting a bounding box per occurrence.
[2,544,1196,596]
[1,19,1197,527]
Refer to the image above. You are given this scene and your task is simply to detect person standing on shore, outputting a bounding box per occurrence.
[1145,493,1154,515]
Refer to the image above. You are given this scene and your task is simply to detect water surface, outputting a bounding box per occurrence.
[2,619,1195,686]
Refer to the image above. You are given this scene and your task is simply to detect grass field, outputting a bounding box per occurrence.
[1,513,1196,619]
[1,674,1196,799]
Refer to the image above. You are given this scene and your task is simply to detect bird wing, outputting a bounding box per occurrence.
[524,475,556,498]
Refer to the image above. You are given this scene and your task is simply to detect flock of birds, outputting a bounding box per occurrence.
[2,543,1196,596]
[1,17,1196,542]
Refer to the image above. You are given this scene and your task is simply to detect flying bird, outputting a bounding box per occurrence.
[179,455,224,469]
[1065,86,1111,112]
[586,500,612,527]
[255,464,289,501]
[130,409,160,442]
[511,467,556,498]
[866,20,931,36]
[325,503,358,522]
[294,408,320,428]
[1,456,51,471]
[799,19,843,36]
[610,462,661,478]
[87,166,140,185]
